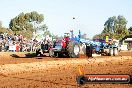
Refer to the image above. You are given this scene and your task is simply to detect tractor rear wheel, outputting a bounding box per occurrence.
[67,41,80,58]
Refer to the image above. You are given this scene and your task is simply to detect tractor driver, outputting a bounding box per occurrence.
[61,39,66,48]
[64,33,70,43]
[61,33,70,49]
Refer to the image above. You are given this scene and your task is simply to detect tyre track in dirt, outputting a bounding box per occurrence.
[0,56,131,75]
[0,52,132,88]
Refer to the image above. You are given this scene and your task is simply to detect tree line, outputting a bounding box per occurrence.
[93,15,132,40]
[0,11,51,39]
[0,12,132,40]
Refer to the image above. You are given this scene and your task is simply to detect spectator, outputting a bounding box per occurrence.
[4,41,9,52]
[16,42,20,52]
[0,43,2,52]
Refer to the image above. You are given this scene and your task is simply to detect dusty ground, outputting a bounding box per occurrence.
[0,51,131,88]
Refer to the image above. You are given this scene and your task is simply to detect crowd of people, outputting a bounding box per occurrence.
[0,32,51,52]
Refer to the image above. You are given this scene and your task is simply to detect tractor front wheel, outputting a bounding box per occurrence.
[109,49,113,56]
[49,49,54,57]
[113,48,118,56]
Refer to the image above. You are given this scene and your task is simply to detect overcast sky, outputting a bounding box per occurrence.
[0,0,132,38]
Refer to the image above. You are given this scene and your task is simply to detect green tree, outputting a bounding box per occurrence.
[103,16,117,34]
[116,16,128,35]
[38,24,48,31]
[9,11,45,39]
[128,27,132,35]
[9,11,44,32]
[102,15,128,39]
[36,24,51,36]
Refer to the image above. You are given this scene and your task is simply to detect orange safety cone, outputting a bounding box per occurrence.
[78,65,84,75]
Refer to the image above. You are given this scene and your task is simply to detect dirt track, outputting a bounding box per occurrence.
[0,51,132,88]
